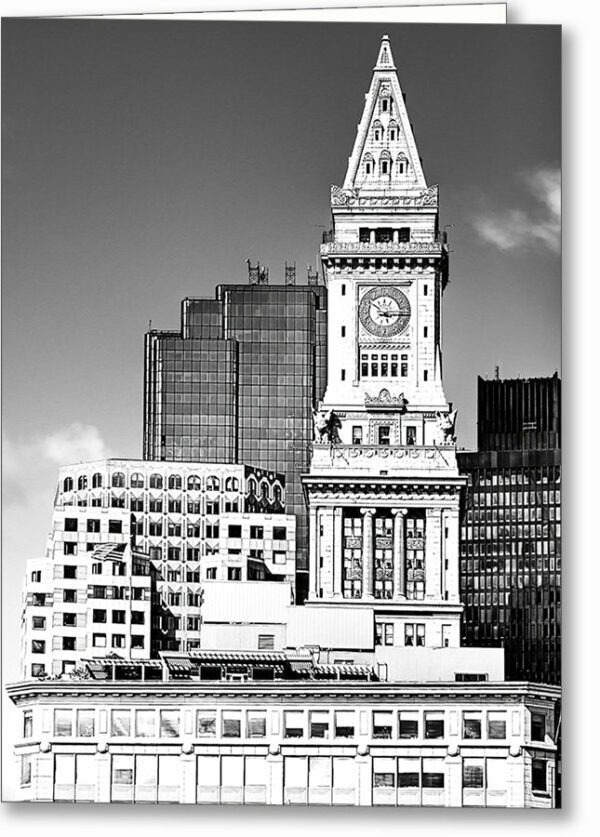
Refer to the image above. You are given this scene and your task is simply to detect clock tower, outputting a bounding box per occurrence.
[303,36,465,652]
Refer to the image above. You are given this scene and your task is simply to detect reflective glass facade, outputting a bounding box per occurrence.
[144,284,328,597]
[458,376,561,685]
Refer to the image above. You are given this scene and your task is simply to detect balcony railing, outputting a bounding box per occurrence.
[320,238,444,256]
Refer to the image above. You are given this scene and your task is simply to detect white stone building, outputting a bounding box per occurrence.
[21,459,295,677]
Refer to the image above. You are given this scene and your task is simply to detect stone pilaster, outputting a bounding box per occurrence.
[308,505,319,598]
[360,508,376,599]
[392,508,407,599]
[425,507,443,601]
[333,507,343,598]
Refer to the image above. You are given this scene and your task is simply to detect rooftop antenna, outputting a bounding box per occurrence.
[285,262,296,286]
[494,365,500,381]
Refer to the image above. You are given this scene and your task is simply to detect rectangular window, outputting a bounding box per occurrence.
[424,712,444,739]
[424,370,428,382]
[258,634,274,650]
[352,426,363,445]
[424,327,428,337]
[247,711,267,739]
[112,610,126,624]
[31,639,45,654]
[273,526,287,540]
[309,711,329,739]
[228,524,242,538]
[341,326,346,337]
[341,284,346,296]
[532,759,547,793]
[21,754,32,787]
[108,520,122,534]
[54,709,73,737]
[197,710,216,737]
[222,711,241,738]
[160,710,180,738]
[422,758,445,789]
[398,711,419,739]
[63,543,77,556]
[63,612,76,627]
[227,567,241,581]
[64,518,78,532]
[334,711,355,739]
[462,759,484,789]
[111,710,131,737]
[62,636,76,651]
[378,425,391,446]
[531,712,546,742]
[487,712,506,739]
[77,709,95,737]
[250,526,264,539]
[416,624,425,647]
[23,712,33,738]
[463,712,482,739]
[136,710,156,738]
[32,616,46,630]
[284,711,304,739]
[373,711,393,739]
[87,519,100,533]
[341,369,346,381]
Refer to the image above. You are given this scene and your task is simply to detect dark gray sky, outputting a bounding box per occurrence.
[2,18,560,630]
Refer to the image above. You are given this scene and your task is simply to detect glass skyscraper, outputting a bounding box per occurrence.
[458,373,561,684]
[144,281,328,598]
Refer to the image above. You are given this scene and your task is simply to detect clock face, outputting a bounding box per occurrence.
[359,286,411,337]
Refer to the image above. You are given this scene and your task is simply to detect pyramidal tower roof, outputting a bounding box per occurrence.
[342,35,427,194]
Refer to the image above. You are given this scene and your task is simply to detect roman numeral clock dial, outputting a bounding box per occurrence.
[359,286,411,337]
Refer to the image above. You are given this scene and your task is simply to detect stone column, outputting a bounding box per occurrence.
[333,507,343,598]
[392,508,407,599]
[308,505,319,599]
[360,508,376,599]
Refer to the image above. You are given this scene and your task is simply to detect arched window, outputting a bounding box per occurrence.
[388,120,398,142]
[274,484,282,503]
[168,474,182,490]
[206,476,220,491]
[92,473,102,489]
[261,482,269,500]
[379,151,392,176]
[63,477,74,493]
[130,472,144,489]
[363,153,374,176]
[187,475,202,490]
[225,476,239,492]
[112,472,125,489]
[372,120,383,142]
[396,153,408,176]
[76,475,87,491]
[149,473,163,490]
[247,477,257,496]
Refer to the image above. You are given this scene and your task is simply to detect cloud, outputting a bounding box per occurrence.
[473,166,560,254]
[40,423,112,465]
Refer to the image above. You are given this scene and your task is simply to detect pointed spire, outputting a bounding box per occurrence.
[340,35,427,194]
[374,34,396,71]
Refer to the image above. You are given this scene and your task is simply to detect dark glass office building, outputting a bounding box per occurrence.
[144,280,328,599]
[458,373,561,685]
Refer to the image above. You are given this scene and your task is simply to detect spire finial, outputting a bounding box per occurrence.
[374,33,396,71]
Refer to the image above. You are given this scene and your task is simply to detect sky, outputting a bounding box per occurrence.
[2,20,560,689]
